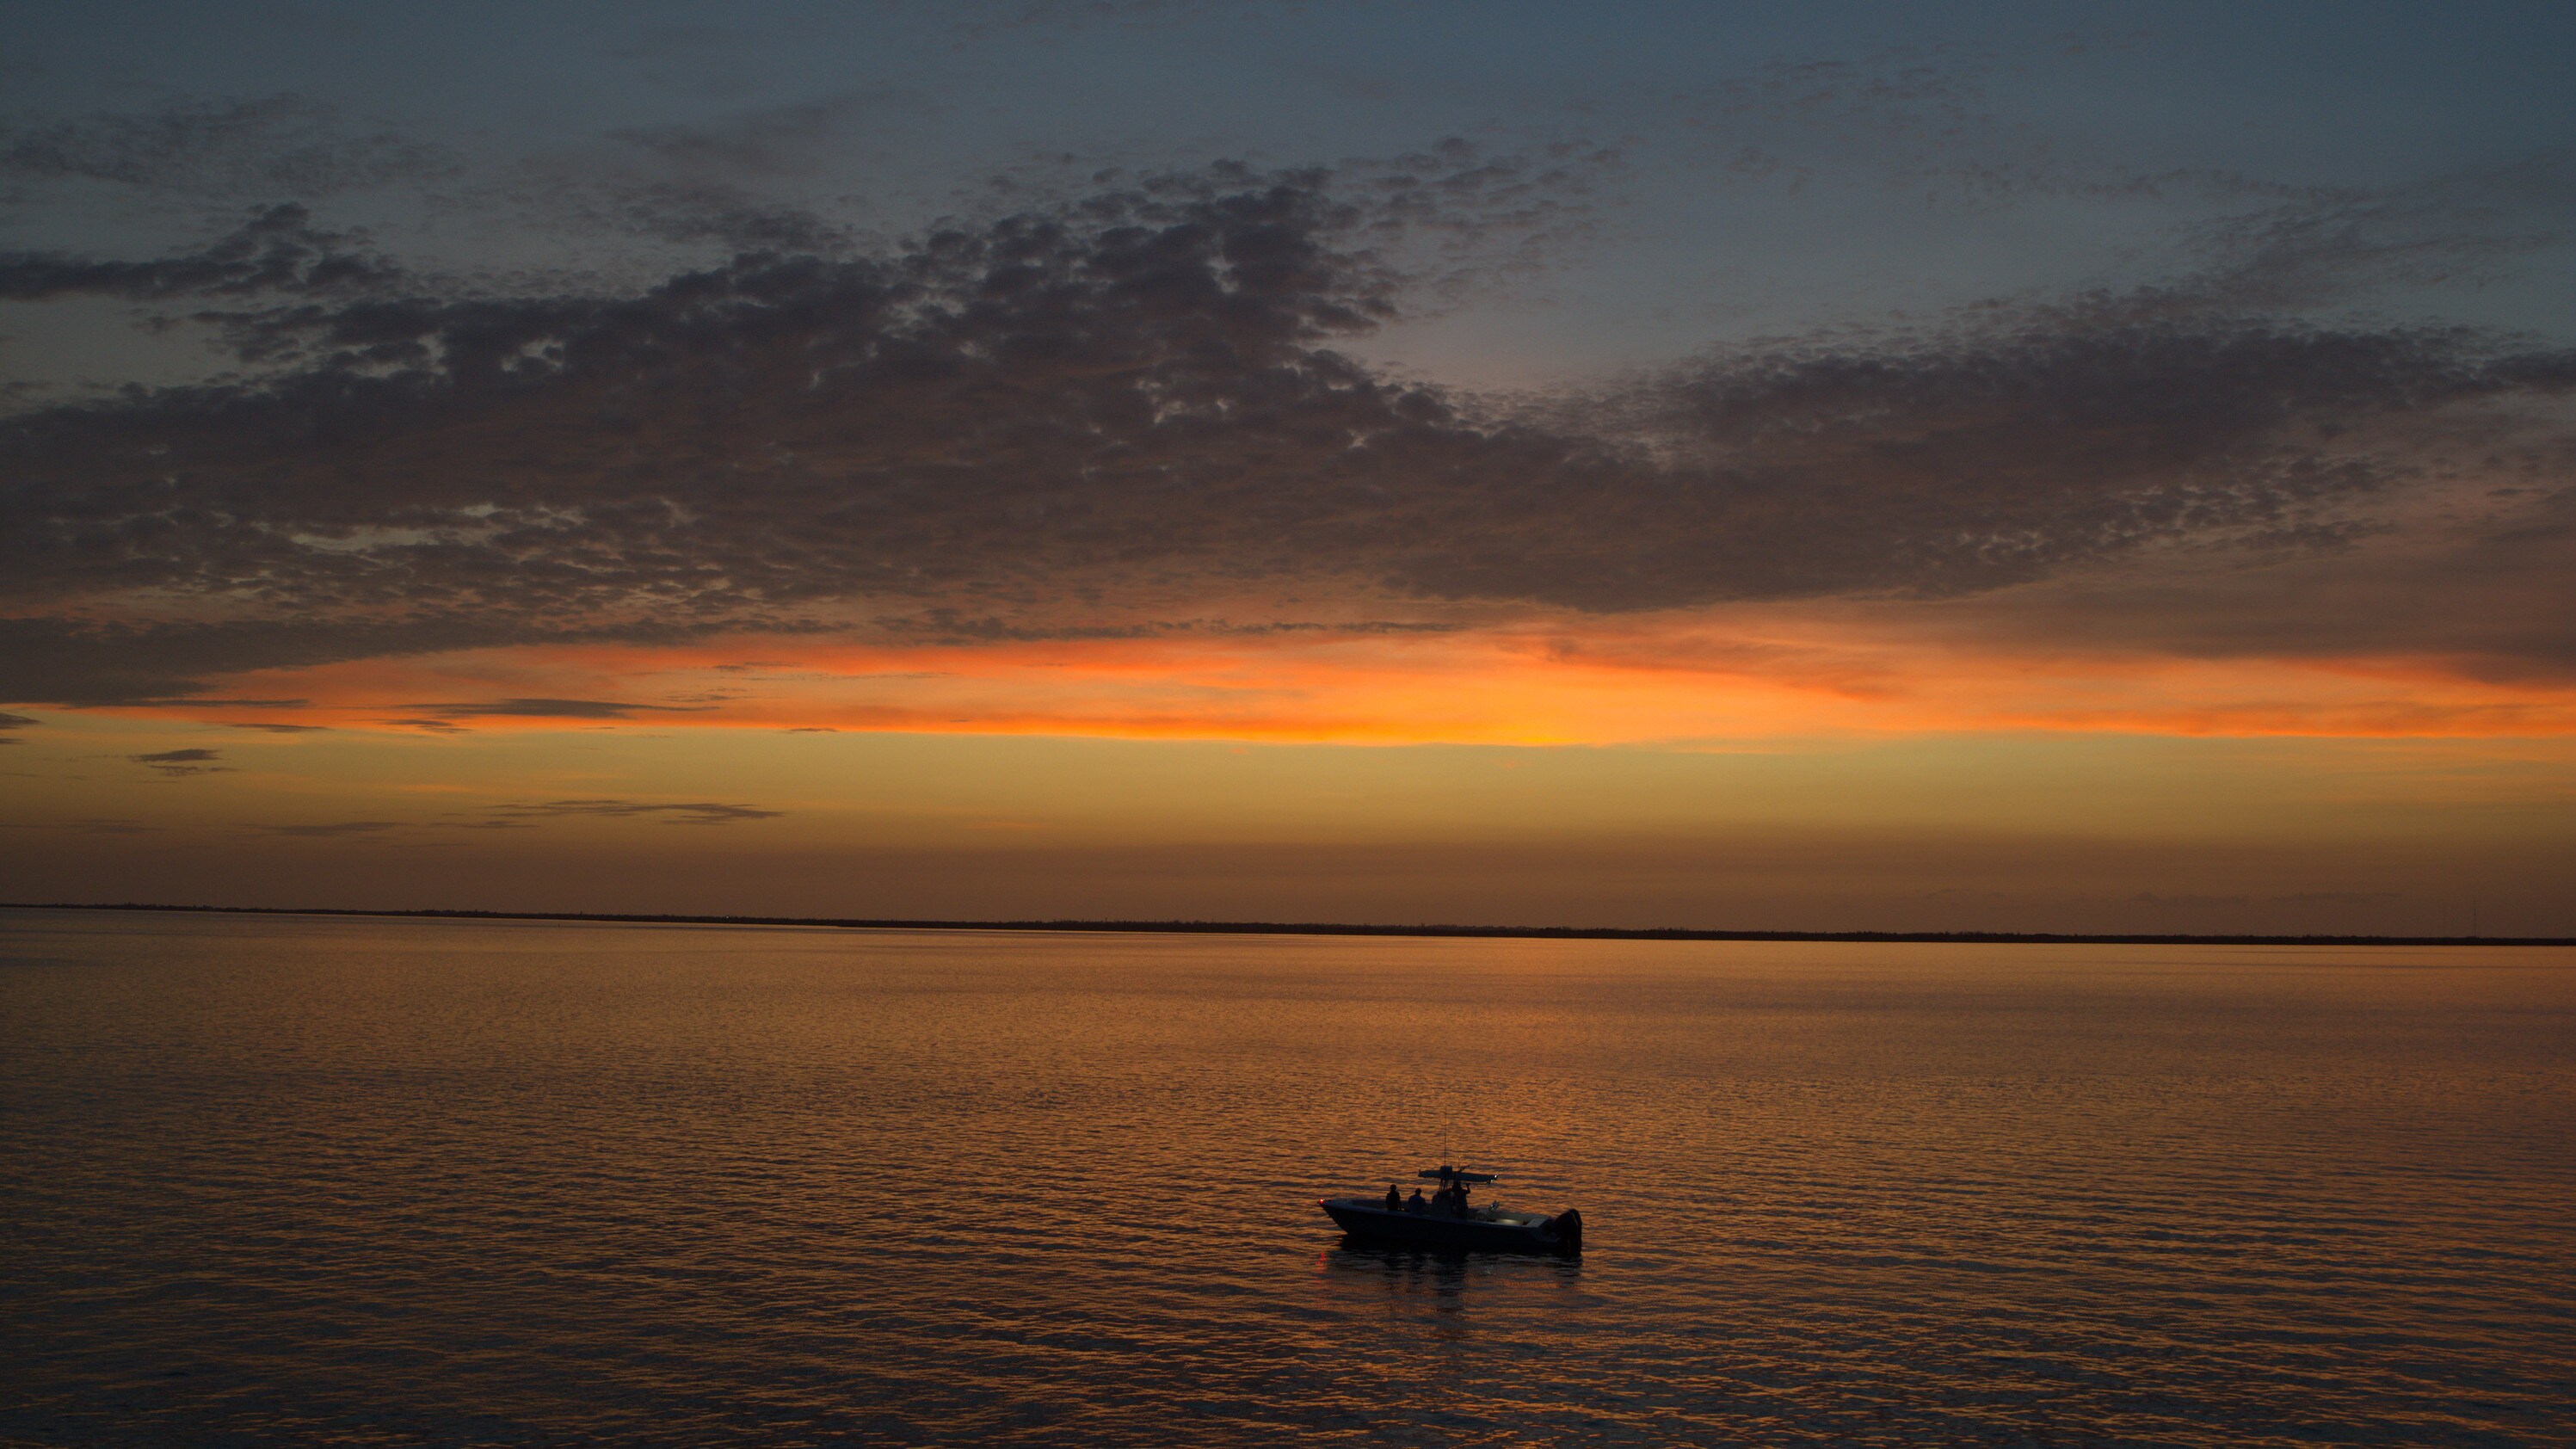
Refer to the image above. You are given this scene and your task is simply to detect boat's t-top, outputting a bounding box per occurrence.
[1420,1164,1496,1186]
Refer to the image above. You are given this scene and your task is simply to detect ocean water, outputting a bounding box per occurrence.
[4,909,2572,1446]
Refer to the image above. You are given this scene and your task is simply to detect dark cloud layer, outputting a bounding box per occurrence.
[4,165,2573,706]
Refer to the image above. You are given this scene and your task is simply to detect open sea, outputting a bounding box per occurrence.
[4,908,2572,1446]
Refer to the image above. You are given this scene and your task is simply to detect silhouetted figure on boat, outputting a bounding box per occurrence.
[1406,1187,1427,1213]
[1384,1184,1402,1211]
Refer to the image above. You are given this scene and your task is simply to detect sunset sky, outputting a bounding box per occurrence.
[5,2,2573,932]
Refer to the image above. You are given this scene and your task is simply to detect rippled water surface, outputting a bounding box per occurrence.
[6,909,2573,1445]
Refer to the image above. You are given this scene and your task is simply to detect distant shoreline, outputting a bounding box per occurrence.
[6,901,2570,946]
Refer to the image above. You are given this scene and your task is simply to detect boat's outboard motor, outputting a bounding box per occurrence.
[1549,1208,1582,1251]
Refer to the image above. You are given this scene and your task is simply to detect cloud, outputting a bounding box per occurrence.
[609,92,912,182]
[3,160,2573,712]
[0,614,729,709]
[1673,45,2294,213]
[2095,157,2576,321]
[128,747,231,776]
[407,698,703,720]
[0,94,456,197]
[2130,890,2403,909]
[573,180,854,253]
[552,92,939,255]
[1670,44,2575,330]
[0,709,31,742]
[0,203,404,302]
[260,820,403,836]
[1928,472,2576,677]
[0,817,157,834]
[482,798,782,825]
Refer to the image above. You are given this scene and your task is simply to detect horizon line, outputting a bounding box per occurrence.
[6,902,2570,948]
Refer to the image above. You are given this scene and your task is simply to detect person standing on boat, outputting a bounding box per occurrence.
[1384,1184,1402,1212]
[1407,1187,1427,1213]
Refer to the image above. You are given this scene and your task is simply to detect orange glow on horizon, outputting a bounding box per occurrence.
[89,615,2576,745]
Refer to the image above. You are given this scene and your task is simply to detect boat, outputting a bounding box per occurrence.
[1319,1165,1582,1253]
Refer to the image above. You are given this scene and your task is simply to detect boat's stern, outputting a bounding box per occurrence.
[1548,1206,1581,1250]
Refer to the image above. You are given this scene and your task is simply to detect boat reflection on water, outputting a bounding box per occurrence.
[1318,1240,1586,1288]
[1315,1236,1586,1338]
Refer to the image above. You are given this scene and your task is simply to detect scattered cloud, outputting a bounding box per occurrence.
[481,798,783,825]
[259,820,404,837]
[0,817,157,834]
[127,747,231,776]
[0,93,458,198]
[3,148,2572,715]
[0,615,718,710]
[407,698,704,720]
[0,203,404,302]
[2129,890,2405,909]
[609,91,914,182]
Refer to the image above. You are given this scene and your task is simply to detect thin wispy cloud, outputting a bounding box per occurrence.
[407,699,707,720]
[0,817,157,834]
[0,203,403,302]
[482,799,784,825]
[128,748,231,777]
[0,93,457,198]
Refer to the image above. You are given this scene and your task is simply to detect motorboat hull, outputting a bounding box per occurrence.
[1320,1199,1579,1254]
